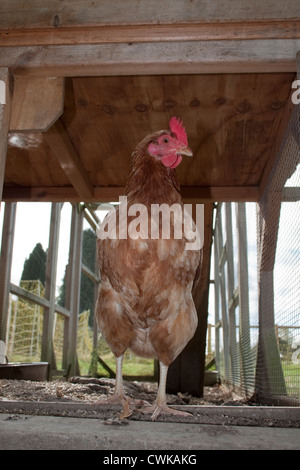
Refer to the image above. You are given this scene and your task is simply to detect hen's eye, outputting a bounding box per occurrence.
[163,138,169,143]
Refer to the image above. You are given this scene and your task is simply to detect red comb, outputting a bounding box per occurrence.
[169,117,188,147]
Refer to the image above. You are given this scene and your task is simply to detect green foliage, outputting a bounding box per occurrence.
[57,265,67,308]
[21,243,47,285]
[57,229,97,327]
[80,229,97,326]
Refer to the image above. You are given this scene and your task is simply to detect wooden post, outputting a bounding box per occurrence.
[89,253,100,377]
[0,203,16,342]
[65,204,83,378]
[216,206,231,380]
[207,324,212,361]
[225,202,240,387]
[255,193,287,399]
[62,263,70,372]
[214,228,221,379]
[236,202,254,395]
[41,203,62,376]
[0,68,13,208]
[254,53,299,400]
[166,204,213,396]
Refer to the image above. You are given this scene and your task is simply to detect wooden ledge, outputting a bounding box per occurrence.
[1,19,300,47]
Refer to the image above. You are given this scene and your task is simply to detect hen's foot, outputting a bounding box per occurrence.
[95,394,124,406]
[96,394,150,420]
[95,394,149,407]
[140,404,192,421]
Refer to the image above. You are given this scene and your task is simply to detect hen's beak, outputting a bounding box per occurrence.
[179,146,193,157]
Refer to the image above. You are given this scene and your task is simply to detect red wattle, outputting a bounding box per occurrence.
[161,154,182,169]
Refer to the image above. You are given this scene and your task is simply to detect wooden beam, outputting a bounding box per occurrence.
[42,203,62,375]
[0,68,13,205]
[65,205,83,377]
[10,77,64,132]
[0,0,299,28]
[181,186,260,203]
[236,202,254,396]
[1,41,300,79]
[215,206,231,380]
[10,282,70,318]
[255,193,287,399]
[225,202,239,387]
[258,86,296,198]
[0,203,16,342]
[81,263,100,284]
[282,187,300,201]
[44,120,94,200]
[167,203,214,396]
[2,185,260,203]
[2,20,300,47]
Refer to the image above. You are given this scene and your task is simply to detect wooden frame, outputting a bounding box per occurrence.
[0,203,16,343]
[10,77,64,132]
[1,40,300,79]
[0,0,299,32]
[0,4,299,204]
[2,185,261,204]
[236,203,254,395]
[2,20,300,47]
[0,68,13,205]
[44,120,94,200]
[0,202,93,379]
[213,202,255,395]
[0,1,299,398]
[41,203,62,377]
[64,205,83,377]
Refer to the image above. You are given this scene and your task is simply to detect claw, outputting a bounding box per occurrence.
[95,394,124,406]
[96,394,149,408]
[140,403,192,421]
[119,396,133,419]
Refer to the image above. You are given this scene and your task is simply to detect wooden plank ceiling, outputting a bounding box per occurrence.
[3,72,295,203]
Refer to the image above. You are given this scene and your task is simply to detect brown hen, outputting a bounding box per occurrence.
[96,117,201,420]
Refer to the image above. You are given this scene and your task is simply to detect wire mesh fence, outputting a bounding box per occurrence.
[211,103,300,404]
[6,281,44,361]
[5,279,93,375]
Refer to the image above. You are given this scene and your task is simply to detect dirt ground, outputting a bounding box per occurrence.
[1,377,299,430]
[0,376,246,407]
[0,377,252,418]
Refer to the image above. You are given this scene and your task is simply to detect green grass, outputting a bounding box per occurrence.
[282,361,300,376]
[98,348,154,378]
[282,361,300,396]
[76,336,154,378]
[98,338,154,377]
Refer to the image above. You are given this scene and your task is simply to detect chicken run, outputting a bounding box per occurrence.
[0,0,300,449]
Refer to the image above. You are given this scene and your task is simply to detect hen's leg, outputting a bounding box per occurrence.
[113,355,124,400]
[96,355,125,405]
[96,355,148,411]
[143,362,192,421]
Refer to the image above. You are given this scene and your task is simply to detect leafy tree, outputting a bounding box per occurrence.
[21,243,47,285]
[57,265,67,308]
[80,229,97,324]
[57,229,97,326]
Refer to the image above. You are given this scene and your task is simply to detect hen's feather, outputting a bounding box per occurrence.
[96,122,201,368]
